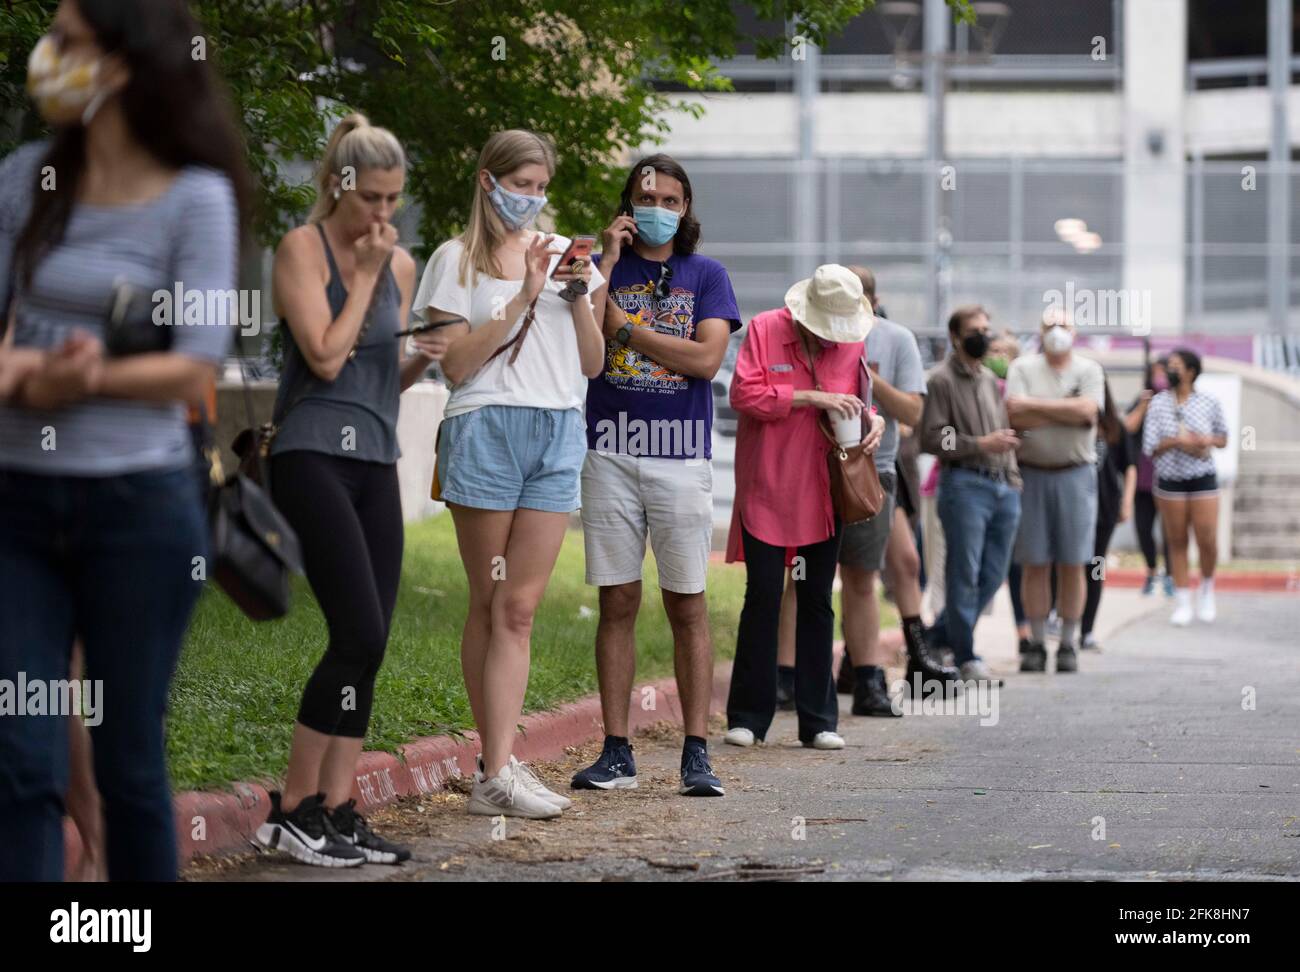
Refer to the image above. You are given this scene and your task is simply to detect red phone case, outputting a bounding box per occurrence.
[554,237,595,276]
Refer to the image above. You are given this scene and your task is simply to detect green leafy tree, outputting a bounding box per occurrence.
[2,0,973,255]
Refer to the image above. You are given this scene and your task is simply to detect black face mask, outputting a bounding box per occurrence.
[1166,368,1185,387]
[961,331,990,360]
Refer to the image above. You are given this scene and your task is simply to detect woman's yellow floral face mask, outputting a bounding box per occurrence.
[27,34,110,127]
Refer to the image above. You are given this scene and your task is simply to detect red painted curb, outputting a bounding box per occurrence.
[63,665,734,877]
[1105,568,1300,593]
[709,550,1299,594]
[63,629,907,877]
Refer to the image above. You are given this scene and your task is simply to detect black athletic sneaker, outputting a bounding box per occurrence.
[329,798,412,864]
[679,746,725,797]
[255,792,365,868]
[571,739,638,790]
[1055,643,1079,673]
[1019,640,1048,673]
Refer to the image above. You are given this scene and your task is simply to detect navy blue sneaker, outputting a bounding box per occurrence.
[571,739,637,790]
[679,747,725,797]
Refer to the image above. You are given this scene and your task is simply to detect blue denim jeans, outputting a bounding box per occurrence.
[930,467,1021,665]
[0,466,207,881]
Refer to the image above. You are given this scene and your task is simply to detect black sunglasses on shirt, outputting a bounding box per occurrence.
[653,261,673,300]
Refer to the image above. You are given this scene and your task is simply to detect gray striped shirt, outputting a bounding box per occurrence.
[0,141,238,476]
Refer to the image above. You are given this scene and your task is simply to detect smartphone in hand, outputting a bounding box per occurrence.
[394,316,466,338]
[552,235,597,277]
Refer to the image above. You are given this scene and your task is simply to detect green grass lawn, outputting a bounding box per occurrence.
[166,514,898,793]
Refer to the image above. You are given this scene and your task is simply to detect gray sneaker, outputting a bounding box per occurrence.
[959,659,1003,686]
[1056,643,1079,673]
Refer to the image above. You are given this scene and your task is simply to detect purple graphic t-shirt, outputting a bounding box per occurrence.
[586,250,740,460]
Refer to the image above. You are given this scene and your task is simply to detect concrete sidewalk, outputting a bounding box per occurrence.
[198,586,1300,881]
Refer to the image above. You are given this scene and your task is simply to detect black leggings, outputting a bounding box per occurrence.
[1008,561,1025,626]
[727,522,841,744]
[271,451,403,738]
[1082,509,1119,637]
[1134,490,1168,573]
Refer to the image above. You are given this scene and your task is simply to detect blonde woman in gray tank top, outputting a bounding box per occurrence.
[253,115,436,869]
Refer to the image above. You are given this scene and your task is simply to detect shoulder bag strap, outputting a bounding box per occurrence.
[801,335,841,449]
[486,296,540,366]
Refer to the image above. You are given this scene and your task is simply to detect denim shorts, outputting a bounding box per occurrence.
[437,405,585,513]
[1155,472,1218,500]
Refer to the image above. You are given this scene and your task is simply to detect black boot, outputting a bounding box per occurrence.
[835,654,855,694]
[903,617,961,690]
[852,668,901,717]
[776,665,796,711]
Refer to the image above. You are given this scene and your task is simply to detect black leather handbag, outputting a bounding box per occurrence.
[207,466,303,621]
[198,364,303,621]
[103,281,171,357]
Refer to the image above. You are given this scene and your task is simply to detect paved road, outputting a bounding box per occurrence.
[195,588,1299,882]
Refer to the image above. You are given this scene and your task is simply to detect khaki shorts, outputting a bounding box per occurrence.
[837,472,897,572]
[580,450,713,594]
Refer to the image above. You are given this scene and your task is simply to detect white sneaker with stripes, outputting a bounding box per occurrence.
[467,761,561,819]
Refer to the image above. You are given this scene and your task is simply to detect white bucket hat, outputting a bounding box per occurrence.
[784,264,874,344]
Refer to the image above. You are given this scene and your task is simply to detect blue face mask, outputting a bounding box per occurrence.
[632,205,681,247]
[487,172,547,229]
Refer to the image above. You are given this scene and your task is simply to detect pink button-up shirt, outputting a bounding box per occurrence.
[725,306,868,562]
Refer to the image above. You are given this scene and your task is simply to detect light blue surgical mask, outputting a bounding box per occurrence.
[632,205,681,247]
[486,172,547,229]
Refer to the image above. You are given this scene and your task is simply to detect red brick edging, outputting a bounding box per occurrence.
[63,665,733,875]
[1105,567,1300,593]
[63,630,915,876]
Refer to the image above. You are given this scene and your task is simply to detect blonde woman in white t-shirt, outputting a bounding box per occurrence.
[412,130,605,819]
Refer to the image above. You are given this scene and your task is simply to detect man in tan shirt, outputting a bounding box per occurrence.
[918,305,1021,684]
[1005,310,1105,674]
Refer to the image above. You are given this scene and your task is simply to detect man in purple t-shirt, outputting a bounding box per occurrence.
[574,154,740,798]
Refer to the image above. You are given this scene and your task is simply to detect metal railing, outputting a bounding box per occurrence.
[677,156,1300,343]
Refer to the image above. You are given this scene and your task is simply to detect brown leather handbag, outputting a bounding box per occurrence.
[808,354,884,526]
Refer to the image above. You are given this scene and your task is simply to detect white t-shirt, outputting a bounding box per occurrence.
[414,234,604,418]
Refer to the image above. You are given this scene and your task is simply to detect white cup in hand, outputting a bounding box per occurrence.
[831,403,863,448]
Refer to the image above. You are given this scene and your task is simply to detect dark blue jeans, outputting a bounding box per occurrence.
[929,467,1021,665]
[0,466,207,881]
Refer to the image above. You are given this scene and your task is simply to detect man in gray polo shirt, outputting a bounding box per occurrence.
[1006,310,1104,674]
[837,266,958,715]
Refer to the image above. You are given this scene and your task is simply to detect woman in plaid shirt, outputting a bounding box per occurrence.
[1142,348,1228,627]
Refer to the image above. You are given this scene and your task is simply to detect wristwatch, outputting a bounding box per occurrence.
[615,325,633,347]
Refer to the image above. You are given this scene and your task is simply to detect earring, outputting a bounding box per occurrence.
[332,189,341,200]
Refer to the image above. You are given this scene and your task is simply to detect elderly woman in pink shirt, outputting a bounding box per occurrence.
[723,266,883,751]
